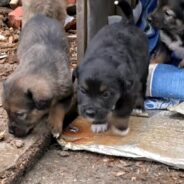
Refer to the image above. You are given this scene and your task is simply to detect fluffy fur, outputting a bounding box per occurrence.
[21,0,67,27]
[2,15,73,137]
[149,0,184,67]
[74,0,149,136]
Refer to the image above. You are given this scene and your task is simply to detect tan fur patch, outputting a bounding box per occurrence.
[17,74,53,102]
[99,85,107,92]
[48,103,66,138]
[150,50,169,64]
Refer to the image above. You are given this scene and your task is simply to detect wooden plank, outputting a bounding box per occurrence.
[76,0,87,63]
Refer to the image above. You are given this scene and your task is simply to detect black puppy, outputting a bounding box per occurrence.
[74,0,149,136]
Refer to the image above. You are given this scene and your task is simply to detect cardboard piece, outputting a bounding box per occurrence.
[59,111,184,169]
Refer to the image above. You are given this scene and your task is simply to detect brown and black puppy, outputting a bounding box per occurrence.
[150,41,172,64]
[149,0,184,67]
[2,14,73,138]
[21,0,67,27]
[73,0,149,136]
[149,0,184,31]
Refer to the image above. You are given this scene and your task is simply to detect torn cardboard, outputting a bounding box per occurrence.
[59,111,184,169]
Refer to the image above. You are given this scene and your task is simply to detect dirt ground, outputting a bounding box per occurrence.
[0,6,184,184]
[21,144,184,184]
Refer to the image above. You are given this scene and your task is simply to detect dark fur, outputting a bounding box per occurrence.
[2,15,73,137]
[150,0,184,31]
[149,0,184,66]
[74,0,149,135]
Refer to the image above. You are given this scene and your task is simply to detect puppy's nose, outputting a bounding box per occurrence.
[8,125,30,137]
[85,108,96,118]
[8,125,15,134]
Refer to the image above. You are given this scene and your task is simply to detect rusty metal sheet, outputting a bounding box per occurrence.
[58,111,184,169]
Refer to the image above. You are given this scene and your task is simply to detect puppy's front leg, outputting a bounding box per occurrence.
[48,103,66,138]
[109,113,130,136]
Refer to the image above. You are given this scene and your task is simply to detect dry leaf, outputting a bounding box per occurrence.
[114,171,126,177]
[0,131,5,141]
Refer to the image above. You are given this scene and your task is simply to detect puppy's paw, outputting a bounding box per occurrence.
[48,116,63,138]
[111,125,129,136]
[52,132,60,139]
[132,108,143,114]
[49,121,63,139]
[91,123,108,133]
[132,109,149,117]
[48,103,66,139]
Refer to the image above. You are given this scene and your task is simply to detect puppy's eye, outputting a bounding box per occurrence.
[164,9,175,17]
[15,112,26,119]
[102,91,110,98]
[80,87,88,94]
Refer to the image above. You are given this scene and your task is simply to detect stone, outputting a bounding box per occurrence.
[8,6,23,29]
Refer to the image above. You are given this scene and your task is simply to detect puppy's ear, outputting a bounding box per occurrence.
[17,75,53,110]
[26,89,52,110]
[72,66,79,82]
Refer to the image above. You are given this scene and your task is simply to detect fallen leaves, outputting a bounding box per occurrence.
[131,176,137,181]
[113,171,126,177]
[0,9,19,79]
[0,34,6,41]
[0,53,7,59]
[58,151,70,157]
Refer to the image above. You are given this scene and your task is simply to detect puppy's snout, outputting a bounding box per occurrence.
[8,124,31,137]
[85,108,96,118]
[8,125,15,134]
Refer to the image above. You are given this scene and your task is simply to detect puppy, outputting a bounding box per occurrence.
[73,0,149,136]
[149,0,184,67]
[21,0,67,27]
[2,15,73,138]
